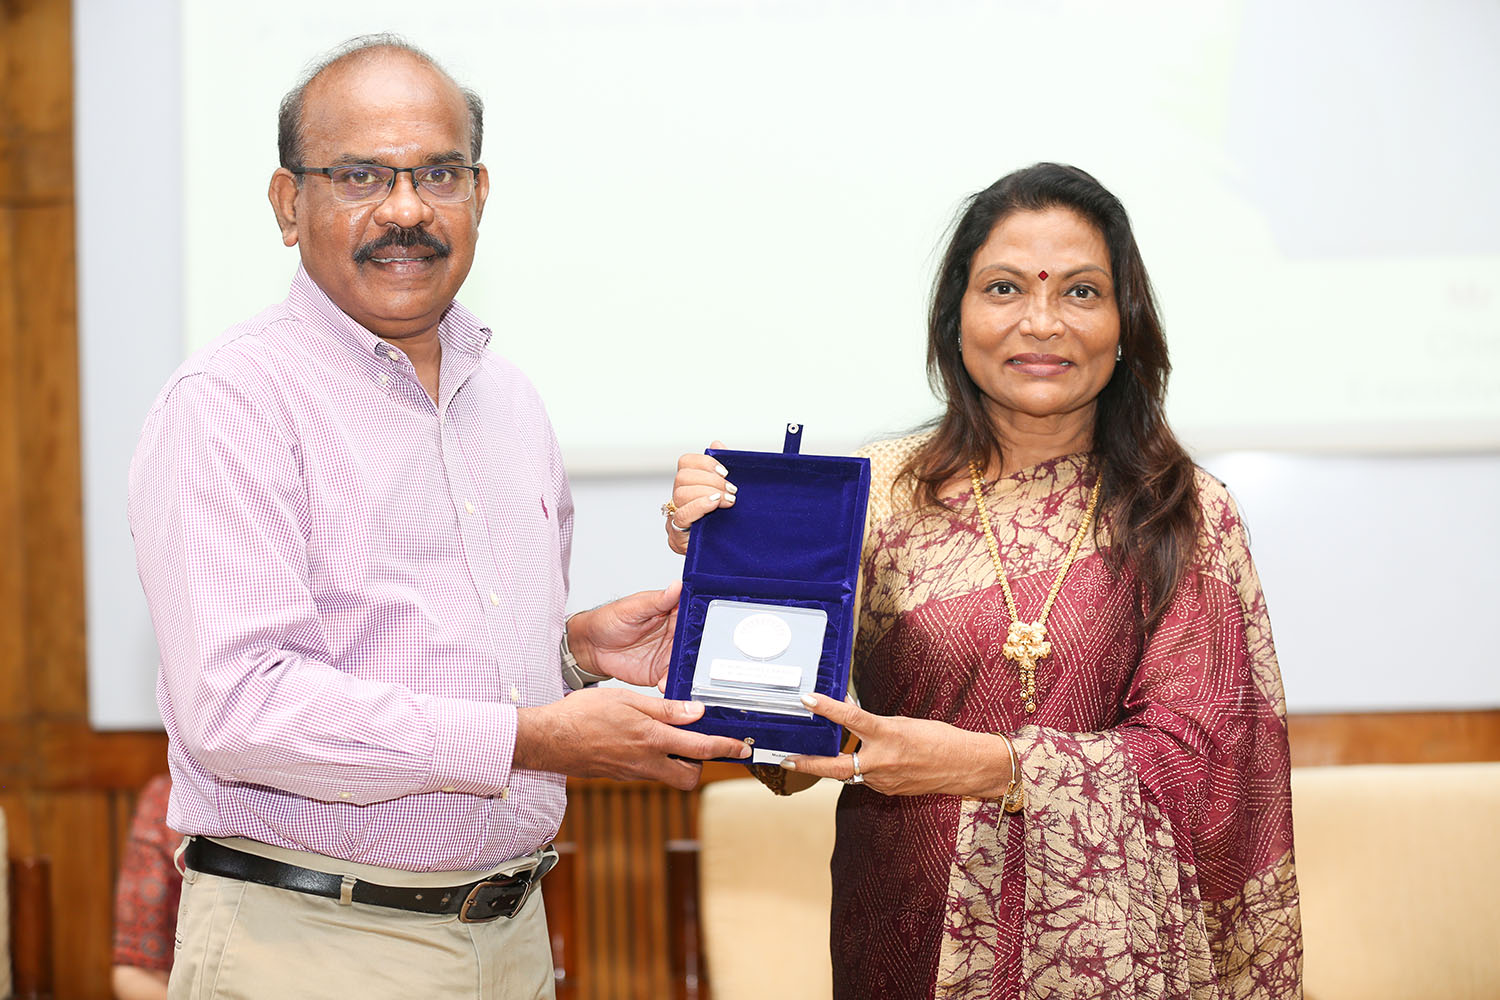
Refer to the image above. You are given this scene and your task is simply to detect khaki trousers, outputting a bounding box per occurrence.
[168,838,556,1000]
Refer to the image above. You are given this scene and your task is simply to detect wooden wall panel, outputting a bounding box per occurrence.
[554,780,699,1000]
[14,200,85,717]
[0,113,26,768]
[1288,709,1500,768]
[34,794,114,998]
[6,0,85,712]
[0,0,83,716]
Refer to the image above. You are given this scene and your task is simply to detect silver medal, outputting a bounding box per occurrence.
[732,612,794,661]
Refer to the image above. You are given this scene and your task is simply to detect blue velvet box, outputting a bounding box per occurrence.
[664,426,871,763]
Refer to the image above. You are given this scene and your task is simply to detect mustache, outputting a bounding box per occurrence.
[353,227,451,264]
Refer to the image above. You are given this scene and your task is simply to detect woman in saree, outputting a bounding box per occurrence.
[665,163,1301,999]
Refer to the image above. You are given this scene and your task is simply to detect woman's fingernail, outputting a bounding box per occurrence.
[737,743,753,758]
[800,693,817,708]
[687,701,704,713]
[714,463,729,477]
[781,759,798,771]
[723,493,736,505]
[707,492,721,503]
[725,481,738,494]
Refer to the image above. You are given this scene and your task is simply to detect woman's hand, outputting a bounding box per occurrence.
[781,693,1015,799]
[664,440,737,555]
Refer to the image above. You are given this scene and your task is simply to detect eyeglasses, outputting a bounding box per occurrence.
[290,163,481,204]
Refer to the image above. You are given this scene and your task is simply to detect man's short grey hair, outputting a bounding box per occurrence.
[277,33,484,170]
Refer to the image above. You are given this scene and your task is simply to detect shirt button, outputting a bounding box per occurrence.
[464,501,476,514]
[500,787,510,800]
[489,591,500,606]
[379,373,389,385]
[441,786,457,794]
[510,685,520,702]
[338,792,351,799]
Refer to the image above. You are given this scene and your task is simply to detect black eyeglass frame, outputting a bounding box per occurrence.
[289,163,482,203]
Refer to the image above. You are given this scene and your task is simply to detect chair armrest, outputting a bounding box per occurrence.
[9,856,54,999]
[666,839,707,1000]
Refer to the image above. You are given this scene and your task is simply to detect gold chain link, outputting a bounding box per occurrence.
[968,461,1101,713]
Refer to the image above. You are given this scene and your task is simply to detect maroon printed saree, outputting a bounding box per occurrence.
[829,434,1301,999]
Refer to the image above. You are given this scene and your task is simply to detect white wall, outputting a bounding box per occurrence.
[75,0,1500,727]
[1196,453,1500,712]
[176,0,1500,464]
[74,0,183,728]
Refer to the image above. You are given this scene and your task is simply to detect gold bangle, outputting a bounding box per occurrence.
[995,732,1026,814]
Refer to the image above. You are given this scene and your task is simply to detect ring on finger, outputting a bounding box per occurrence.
[844,750,864,785]
[661,499,692,531]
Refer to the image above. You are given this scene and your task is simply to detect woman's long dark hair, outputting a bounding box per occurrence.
[899,163,1200,631]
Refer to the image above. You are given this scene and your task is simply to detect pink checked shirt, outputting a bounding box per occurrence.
[129,266,571,872]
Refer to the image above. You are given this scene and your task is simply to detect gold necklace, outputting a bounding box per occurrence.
[968,460,1101,714]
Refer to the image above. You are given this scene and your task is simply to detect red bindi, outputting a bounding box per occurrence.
[1038,270,1049,281]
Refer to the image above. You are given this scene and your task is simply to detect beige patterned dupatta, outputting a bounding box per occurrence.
[828,435,1301,1000]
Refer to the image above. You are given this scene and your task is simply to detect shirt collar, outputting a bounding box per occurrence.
[286,264,493,362]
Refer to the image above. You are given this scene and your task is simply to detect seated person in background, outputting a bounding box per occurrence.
[667,163,1301,998]
[111,774,178,1000]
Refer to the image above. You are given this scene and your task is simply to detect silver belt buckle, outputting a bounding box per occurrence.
[457,845,557,923]
[458,876,527,923]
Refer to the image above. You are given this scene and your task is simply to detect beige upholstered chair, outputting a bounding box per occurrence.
[696,777,839,999]
[1292,762,1500,1000]
[694,763,1500,1000]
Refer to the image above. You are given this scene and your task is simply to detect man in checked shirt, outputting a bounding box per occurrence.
[128,34,749,999]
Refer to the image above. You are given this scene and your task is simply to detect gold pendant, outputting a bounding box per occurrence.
[1003,620,1051,713]
[970,460,1101,718]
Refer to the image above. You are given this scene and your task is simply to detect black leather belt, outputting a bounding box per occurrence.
[183,838,557,923]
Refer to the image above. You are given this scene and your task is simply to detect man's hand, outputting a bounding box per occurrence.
[567,582,682,688]
[513,688,751,791]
